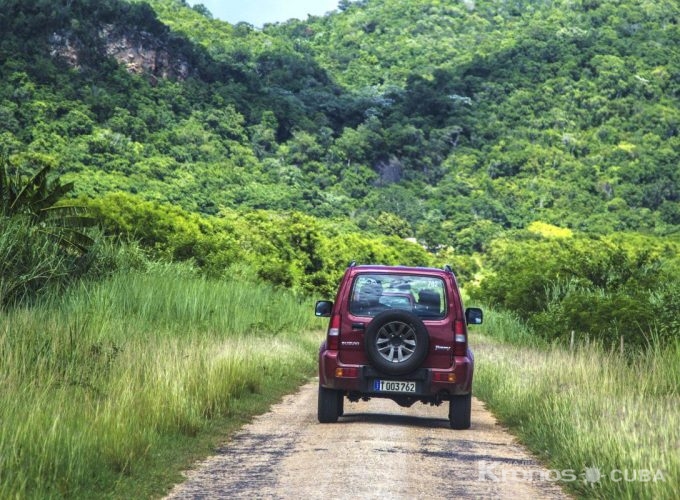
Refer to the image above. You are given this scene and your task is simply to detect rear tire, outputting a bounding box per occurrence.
[318,385,341,423]
[449,393,472,430]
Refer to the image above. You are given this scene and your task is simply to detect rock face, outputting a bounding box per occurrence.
[49,24,191,81]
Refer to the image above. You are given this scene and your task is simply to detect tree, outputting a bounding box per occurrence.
[191,3,212,18]
[1,156,94,253]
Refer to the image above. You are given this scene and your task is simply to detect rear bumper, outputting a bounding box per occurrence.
[318,348,473,399]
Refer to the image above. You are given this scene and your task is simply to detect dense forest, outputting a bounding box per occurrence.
[2,0,679,238]
[1,0,679,344]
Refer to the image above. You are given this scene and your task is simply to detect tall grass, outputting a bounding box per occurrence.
[0,215,149,308]
[0,264,322,498]
[0,216,70,306]
[474,305,545,347]
[472,310,679,499]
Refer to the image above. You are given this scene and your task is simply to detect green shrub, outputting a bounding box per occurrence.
[83,192,435,296]
[472,231,680,347]
[0,216,76,306]
[531,286,658,348]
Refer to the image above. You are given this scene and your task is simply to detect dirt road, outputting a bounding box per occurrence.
[166,381,569,499]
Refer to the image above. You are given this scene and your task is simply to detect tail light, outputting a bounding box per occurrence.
[454,319,467,356]
[335,367,358,378]
[433,371,456,382]
[327,314,341,350]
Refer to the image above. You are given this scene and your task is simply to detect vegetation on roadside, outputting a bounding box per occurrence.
[82,191,437,297]
[470,224,680,349]
[0,155,100,307]
[466,228,680,497]
[472,320,679,500]
[0,262,322,498]
[1,159,436,309]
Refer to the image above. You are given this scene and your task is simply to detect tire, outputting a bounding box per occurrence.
[449,392,472,429]
[364,310,429,375]
[337,390,344,417]
[318,385,341,423]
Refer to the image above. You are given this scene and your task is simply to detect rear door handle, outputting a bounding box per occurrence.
[352,323,366,330]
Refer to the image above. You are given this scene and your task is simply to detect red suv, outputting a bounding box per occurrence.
[315,263,482,429]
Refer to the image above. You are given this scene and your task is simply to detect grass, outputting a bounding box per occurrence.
[8,261,676,499]
[0,263,324,498]
[472,309,680,499]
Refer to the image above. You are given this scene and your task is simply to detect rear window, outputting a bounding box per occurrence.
[349,273,446,319]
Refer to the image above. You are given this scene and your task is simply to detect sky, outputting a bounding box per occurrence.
[186,1,342,27]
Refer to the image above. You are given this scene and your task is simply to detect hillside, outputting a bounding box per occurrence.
[0,0,679,251]
[275,0,680,240]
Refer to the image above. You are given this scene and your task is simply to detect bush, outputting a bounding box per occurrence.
[531,286,659,348]
[0,216,79,307]
[83,192,435,296]
[472,230,680,347]
[0,215,149,308]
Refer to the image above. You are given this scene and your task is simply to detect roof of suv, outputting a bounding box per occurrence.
[350,265,452,276]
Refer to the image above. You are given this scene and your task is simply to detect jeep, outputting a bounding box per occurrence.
[315,263,482,429]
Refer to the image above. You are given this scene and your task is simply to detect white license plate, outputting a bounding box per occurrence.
[373,380,416,393]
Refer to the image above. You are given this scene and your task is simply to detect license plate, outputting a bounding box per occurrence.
[373,380,416,393]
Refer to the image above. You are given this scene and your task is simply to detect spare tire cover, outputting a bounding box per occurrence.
[364,310,429,375]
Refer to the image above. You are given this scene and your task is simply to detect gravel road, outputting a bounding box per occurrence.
[166,381,569,499]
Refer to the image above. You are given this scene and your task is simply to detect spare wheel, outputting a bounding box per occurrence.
[364,310,429,375]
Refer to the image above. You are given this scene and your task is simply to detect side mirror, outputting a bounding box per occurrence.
[315,300,333,317]
[465,307,483,325]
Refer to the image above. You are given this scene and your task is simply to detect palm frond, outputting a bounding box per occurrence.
[2,162,98,256]
[40,205,98,228]
[9,164,51,214]
[37,228,95,254]
[57,231,96,254]
[0,160,12,215]
[59,215,99,229]
[35,181,75,214]
[40,204,82,216]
